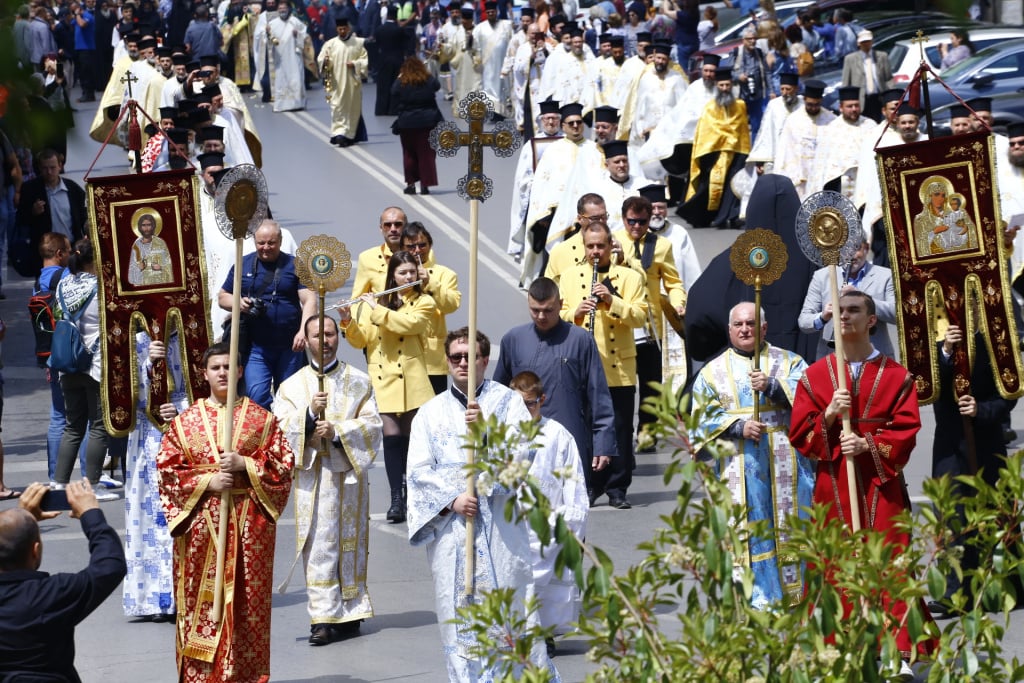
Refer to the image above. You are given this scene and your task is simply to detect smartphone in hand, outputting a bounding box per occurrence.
[40,489,72,512]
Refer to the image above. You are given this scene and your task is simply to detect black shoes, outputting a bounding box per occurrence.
[545,637,556,658]
[608,496,632,510]
[403,184,416,194]
[309,624,332,645]
[420,186,430,195]
[386,492,406,523]
[309,621,362,645]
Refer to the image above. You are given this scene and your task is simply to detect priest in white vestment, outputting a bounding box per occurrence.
[538,27,597,115]
[472,1,513,116]
[813,86,875,200]
[509,99,562,257]
[511,25,548,130]
[595,35,626,106]
[439,9,483,117]
[407,329,561,683]
[631,43,687,144]
[773,79,836,201]
[317,17,368,146]
[274,316,383,645]
[267,1,308,112]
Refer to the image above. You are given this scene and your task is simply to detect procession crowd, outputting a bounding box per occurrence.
[1,0,1024,681]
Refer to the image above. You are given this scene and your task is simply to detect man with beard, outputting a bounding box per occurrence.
[509,98,561,258]
[632,42,687,144]
[747,72,801,173]
[679,67,750,229]
[949,104,972,136]
[639,53,719,205]
[773,79,836,201]
[539,26,597,116]
[815,85,875,200]
[154,45,175,78]
[852,88,903,263]
[267,0,308,112]
[160,50,190,105]
[318,17,368,147]
[473,0,514,119]
[511,24,550,133]
[596,34,626,107]
[998,123,1024,302]
[89,30,140,143]
[438,8,481,117]
[597,140,648,231]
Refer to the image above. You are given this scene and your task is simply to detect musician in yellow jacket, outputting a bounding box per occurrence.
[340,250,434,524]
[559,221,646,510]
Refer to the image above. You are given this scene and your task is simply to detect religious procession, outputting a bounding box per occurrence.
[0,0,1022,680]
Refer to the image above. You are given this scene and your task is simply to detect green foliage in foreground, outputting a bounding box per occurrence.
[458,383,1024,682]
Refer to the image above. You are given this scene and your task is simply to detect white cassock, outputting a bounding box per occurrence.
[472,19,513,115]
[595,55,625,106]
[160,76,186,107]
[267,14,307,112]
[121,60,164,149]
[632,70,687,144]
[747,95,801,168]
[511,41,545,130]
[317,34,368,139]
[637,78,714,180]
[199,190,235,337]
[214,111,255,167]
[274,362,383,625]
[773,107,837,201]
[588,172,650,233]
[252,11,268,93]
[439,26,483,118]
[508,131,562,256]
[407,381,560,683]
[526,417,588,634]
[650,217,702,392]
[538,45,597,114]
[812,114,875,200]
[854,125,929,231]
[609,55,645,110]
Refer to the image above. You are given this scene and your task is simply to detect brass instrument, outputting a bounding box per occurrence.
[587,256,599,334]
[326,280,422,311]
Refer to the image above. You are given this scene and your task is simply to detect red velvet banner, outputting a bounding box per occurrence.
[878,131,1023,404]
[87,169,213,435]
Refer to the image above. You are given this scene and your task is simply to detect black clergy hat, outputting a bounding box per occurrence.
[879,88,903,104]
[599,32,612,43]
[549,13,567,26]
[203,83,222,98]
[178,98,199,113]
[124,31,141,44]
[836,85,859,102]
[335,16,349,26]
[950,104,971,119]
[198,54,220,68]
[593,106,619,124]
[208,168,232,187]
[198,151,226,169]
[638,184,667,203]
[896,102,921,117]
[609,35,625,48]
[714,66,732,82]
[803,79,826,98]
[159,106,177,120]
[1008,122,1024,139]
[198,125,224,142]
[539,98,560,115]
[484,1,497,9]
[190,108,212,125]
[172,52,189,66]
[137,37,157,50]
[602,140,629,159]
[166,127,190,145]
[156,45,173,57]
[966,97,992,112]
[651,41,672,56]
[559,102,583,119]
[460,7,474,19]
[185,60,201,72]
[194,92,213,105]
[520,7,534,17]
[702,53,721,67]
[387,5,398,19]
[636,31,652,43]
[779,72,799,87]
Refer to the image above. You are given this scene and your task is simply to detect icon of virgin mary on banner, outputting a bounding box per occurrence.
[877,130,1024,404]
[87,168,213,435]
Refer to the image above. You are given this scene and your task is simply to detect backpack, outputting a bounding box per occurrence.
[797,49,814,77]
[48,285,98,374]
[28,268,65,368]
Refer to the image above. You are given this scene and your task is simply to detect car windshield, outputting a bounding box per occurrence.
[941,43,1007,80]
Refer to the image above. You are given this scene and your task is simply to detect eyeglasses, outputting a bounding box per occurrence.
[405,242,430,250]
[447,353,471,363]
[563,120,583,127]
[625,217,649,226]
[582,212,609,222]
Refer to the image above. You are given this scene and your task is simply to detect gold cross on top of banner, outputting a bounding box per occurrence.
[429,91,522,201]
[911,29,928,63]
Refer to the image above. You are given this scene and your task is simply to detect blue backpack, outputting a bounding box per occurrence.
[48,286,99,374]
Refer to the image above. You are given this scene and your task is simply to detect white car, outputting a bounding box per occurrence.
[888,27,1024,85]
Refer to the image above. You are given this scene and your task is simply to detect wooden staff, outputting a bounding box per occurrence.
[213,235,244,622]
[752,276,762,423]
[316,282,328,454]
[829,264,861,532]
[464,199,480,596]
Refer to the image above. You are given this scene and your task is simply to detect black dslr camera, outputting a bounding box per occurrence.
[246,298,266,319]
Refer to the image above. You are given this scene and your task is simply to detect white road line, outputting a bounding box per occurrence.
[284,110,523,293]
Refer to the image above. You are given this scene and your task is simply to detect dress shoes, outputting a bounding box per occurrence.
[309,624,333,646]
[403,184,416,195]
[386,493,406,523]
[420,186,430,195]
[608,496,632,510]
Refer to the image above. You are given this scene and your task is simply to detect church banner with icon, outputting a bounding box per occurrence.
[877,130,1023,404]
[87,169,213,435]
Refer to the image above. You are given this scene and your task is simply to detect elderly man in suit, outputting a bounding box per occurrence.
[840,30,893,122]
[797,238,898,361]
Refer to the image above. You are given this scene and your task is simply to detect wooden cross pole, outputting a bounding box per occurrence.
[120,70,143,173]
[430,92,521,597]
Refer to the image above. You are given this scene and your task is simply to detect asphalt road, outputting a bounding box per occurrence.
[0,80,1020,682]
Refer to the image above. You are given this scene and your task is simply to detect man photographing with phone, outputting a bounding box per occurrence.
[0,480,127,681]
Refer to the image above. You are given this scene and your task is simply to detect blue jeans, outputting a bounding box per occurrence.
[244,344,305,409]
[48,369,87,481]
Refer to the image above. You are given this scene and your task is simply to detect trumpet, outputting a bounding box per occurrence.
[587,256,599,335]
[326,280,422,311]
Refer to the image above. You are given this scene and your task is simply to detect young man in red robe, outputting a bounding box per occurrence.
[158,342,294,682]
[789,291,936,678]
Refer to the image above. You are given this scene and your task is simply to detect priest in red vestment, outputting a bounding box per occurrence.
[158,342,294,683]
[789,291,936,671]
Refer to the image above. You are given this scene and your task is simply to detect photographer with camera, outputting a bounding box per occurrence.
[217,219,317,410]
[0,480,127,681]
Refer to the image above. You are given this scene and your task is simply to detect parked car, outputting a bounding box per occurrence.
[909,38,1024,113]
[928,90,1024,136]
[888,26,1024,84]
